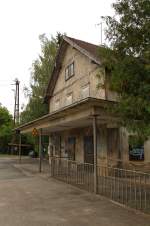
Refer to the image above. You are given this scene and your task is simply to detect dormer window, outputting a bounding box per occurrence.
[65,62,74,80]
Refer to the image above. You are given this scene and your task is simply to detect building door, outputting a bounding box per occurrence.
[68,137,76,161]
[84,136,94,164]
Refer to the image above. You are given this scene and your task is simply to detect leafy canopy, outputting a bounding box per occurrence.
[100,0,150,141]
[0,105,13,149]
[20,33,63,124]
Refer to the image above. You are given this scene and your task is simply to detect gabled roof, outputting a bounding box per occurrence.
[63,36,100,64]
[44,36,100,102]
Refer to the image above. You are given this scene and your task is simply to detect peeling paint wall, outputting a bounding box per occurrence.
[47,44,150,167]
[49,45,116,113]
[48,125,150,167]
[97,126,108,166]
[49,125,109,165]
[49,128,84,162]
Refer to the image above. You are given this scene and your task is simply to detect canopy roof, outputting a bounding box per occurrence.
[15,98,117,134]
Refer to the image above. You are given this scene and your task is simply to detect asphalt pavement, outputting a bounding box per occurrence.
[0,157,149,226]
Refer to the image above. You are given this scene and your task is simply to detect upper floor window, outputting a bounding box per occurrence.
[65,62,74,80]
[81,84,90,99]
[66,92,73,106]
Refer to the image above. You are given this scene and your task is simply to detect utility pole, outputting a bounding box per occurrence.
[13,79,20,126]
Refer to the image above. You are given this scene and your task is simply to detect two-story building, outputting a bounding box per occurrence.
[16,36,150,170]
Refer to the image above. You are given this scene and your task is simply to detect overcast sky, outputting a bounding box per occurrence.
[0,0,114,115]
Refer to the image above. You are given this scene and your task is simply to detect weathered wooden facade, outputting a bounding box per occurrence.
[16,36,150,171]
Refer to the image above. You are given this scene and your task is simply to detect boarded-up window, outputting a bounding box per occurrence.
[66,93,73,106]
[81,84,90,99]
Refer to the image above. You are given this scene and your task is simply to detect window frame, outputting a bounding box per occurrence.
[65,62,75,81]
[81,84,90,99]
[66,92,73,106]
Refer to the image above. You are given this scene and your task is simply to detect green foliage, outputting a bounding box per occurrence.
[100,0,150,141]
[20,32,63,124]
[0,105,13,149]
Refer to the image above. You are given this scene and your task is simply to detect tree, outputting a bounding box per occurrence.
[20,33,63,124]
[0,105,13,151]
[100,0,150,142]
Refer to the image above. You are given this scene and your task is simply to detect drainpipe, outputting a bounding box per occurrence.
[93,115,98,194]
[39,129,42,173]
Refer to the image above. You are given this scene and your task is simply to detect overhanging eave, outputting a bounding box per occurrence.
[14,98,117,134]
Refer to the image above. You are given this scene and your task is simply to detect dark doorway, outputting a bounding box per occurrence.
[84,136,94,164]
[68,137,76,161]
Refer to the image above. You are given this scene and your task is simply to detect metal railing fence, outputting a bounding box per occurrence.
[51,157,94,192]
[97,165,150,213]
[50,157,150,213]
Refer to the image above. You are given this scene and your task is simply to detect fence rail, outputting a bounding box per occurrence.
[97,165,150,212]
[51,157,94,192]
[50,157,150,213]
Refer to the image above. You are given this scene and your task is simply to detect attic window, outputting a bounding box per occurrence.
[65,62,74,80]
[81,84,90,99]
[66,92,73,106]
